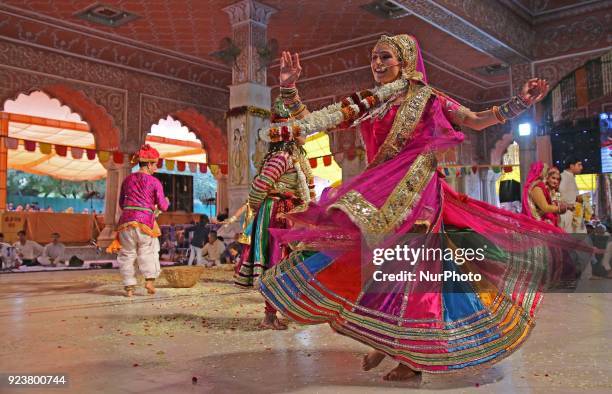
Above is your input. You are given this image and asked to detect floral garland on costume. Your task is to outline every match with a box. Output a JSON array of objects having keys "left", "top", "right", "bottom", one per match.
[
  {"left": 292, "top": 150, "right": 314, "bottom": 204},
  {"left": 260, "top": 78, "right": 409, "bottom": 142}
]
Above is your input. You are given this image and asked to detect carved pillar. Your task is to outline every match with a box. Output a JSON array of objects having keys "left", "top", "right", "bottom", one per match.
[
  {"left": 518, "top": 132, "right": 537, "bottom": 186},
  {"left": 97, "top": 159, "right": 132, "bottom": 247},
  {"left": 214, "top": 172, "right": 228, "bottom": 218},
  {"left": 0, "top": 113, "right": 8, "bottom": 211},
  {"left": 223, "top": 0, "right": 276, "bottom": 214}
]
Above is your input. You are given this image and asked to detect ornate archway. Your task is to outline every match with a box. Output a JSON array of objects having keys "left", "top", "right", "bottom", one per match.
[
  {"left": 2, "top": 84, "right": 120, "bottom": 151},
  {"left": 1, "top": 87, "right": 121, "bottom": 214},
  {"left": 41, "top": 85, "right": 120, "bottom": 151},
  {"left": 138, "top": 107, "right": 229, "bottom": 215},
  {"left": 173, "top": 108, "right": 228, "bottom": 165}
]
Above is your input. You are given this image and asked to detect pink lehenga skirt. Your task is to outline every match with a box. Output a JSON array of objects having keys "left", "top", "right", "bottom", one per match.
[{"left": 260, "top": 142, "right": 588, "bottom": 373}]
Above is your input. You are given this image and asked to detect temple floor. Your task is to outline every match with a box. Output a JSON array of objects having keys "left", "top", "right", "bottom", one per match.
[{"left": 0, "top": 268, "right": 610, "bottom": 394}]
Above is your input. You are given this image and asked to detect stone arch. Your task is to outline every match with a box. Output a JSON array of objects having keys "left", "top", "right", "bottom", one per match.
[
  {"left": 172, "top": 108, "right": 228, "bottom": 165},
  {"left": 139, "top": 96, "right": 227, "bottom": 164},
  {"left": 1, "top": 84, "right": 120, "bottom": 151},
  {"left": 537, "top": 50, "right": 611, "bottom": 96}
]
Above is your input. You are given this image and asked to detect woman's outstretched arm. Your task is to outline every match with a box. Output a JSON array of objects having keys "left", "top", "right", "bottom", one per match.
[{"left": 458, "top": 78, "right": 550, "bottom": 131}]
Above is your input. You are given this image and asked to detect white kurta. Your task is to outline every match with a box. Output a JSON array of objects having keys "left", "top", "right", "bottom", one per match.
[
  {"left": 202, "top": 239, "right": 226, "bottom": 266},
  {"left": 559, "top": 170, "right": 585, "bottom": 233},
  {"left": 13, "top": 240, "right": 43, "bottom": 261},
  {"left": 38, "top": 242, "right": 66, "bottom": 266}
]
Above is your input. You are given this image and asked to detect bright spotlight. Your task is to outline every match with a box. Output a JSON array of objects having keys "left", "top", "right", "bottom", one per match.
[{"left": 518, "top": 123, "right": 531, "bottom": 136}]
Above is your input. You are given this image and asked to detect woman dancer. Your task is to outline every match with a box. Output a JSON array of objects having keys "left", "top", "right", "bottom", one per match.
[
  {"left": 259, "top": 34, "right": 591, "bottom": 380},
  {"left": 523, "top": 162, "right": 571, "bottom": 227},
  {"left": 235, "top": 99, "right": 315, "bottom": 329}
]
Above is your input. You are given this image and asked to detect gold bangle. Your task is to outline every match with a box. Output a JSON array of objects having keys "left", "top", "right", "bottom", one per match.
[
  {"left": 492, "top": 106, "right": 506, "bottom": 124},
  {"left": 291, "top": 104, "right": 306, "bottom": 118}
]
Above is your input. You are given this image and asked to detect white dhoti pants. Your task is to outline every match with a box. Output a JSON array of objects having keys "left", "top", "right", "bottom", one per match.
[
  {"left": 187, "top": 245, "right": 203, "bottom": 266},
  {"left": 117, "top": 227, "right": 161, "bottom": 286}
]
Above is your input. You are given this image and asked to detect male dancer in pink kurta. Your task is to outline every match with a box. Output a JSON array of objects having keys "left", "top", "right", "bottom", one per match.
[{"left": 116, "top": 144, "right": 169, "bottom": 297}]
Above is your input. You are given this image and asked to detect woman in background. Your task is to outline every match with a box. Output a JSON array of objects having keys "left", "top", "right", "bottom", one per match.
[{"left": 523, "top": 162, "right": 572, "bottom": 227}]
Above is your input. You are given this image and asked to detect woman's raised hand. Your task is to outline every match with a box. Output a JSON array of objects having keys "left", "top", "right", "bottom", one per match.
[
  {"left": 520, "top": 78, "right": 549, "bottom": 105},
  {"left": 279, "top": 51, "right": 302, "bottom": 87}
]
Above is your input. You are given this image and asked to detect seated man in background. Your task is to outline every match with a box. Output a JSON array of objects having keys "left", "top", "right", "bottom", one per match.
[
  {"left": 201, "top": 231, "right": 225, "bottom": 267},
  {"left": 38, "top": 232, "right": 66, "bottom": 267},
  {"left": 0, "top": 233, "right": 14, "bottom": 269},
  {"left": 13, "top": 230, "right": 43, "bottom": 267}
]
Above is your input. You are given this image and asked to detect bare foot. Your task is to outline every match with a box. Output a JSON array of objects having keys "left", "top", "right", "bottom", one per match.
[
  {"left": 383, "top": 363, "right": 420, "bottom": 381},
  {"left": 272, "top": 317, "right": 288, "bottom": 330},
  {"left": 259, "top": 315, "right": 288, "bottom": 330},
  {"left": 144, "top": 280, "right": 156, "bottom": 295},
  {"left": 362, "top": 350, "right": 386, "bottom": 371}
]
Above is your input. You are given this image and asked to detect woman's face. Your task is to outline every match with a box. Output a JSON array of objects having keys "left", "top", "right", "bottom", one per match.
[
  {"left": 547, "top": 171, "right": 560, "bottom": 190},
  {"left": 371, "top": 43, "right": 402, "bottom": 85}
]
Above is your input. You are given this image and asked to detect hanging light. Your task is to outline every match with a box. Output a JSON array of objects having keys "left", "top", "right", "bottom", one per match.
[{"left": 518, "top": 123, "right": 531, "bottom": 136}]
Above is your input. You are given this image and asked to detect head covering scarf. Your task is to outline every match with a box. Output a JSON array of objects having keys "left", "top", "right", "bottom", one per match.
[
  {"left": 522, "top": 161, "right": 548, "bottom": 217},
  {"left": 375, "top": 34, "right": 426, "bottom": 83}
]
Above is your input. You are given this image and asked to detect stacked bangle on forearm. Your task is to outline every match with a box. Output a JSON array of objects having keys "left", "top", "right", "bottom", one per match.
[
  {"left": 280, "top": 85, "right": 305, "bottom": 117},
  {"left": 497, "top": 95, "right": 531, "bottom": 122},
  {"left": 292, "top": 104, "right": 308, "bottom": 117},
  {"left": 492, "top": 106, "right": 506, "bottom": 124},
  {"left": 280, "top": 85, "right": 297, "bottom": 98}
]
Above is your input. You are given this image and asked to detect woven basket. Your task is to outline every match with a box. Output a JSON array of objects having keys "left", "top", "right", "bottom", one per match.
[{"left": 162, "top": 266, "right": 205, "bottom": 288}]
